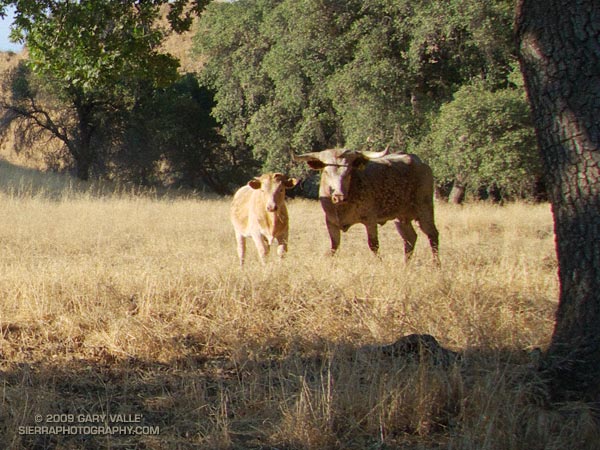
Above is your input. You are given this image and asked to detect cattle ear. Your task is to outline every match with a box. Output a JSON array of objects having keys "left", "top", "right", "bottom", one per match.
[
  {"left": 306, "top": 159, "right": 326, "bottom": 170},
  {"left": 284, "top": 177, "right": 299, "bottom": 189},
  {"left": 248, "top": 178, "right": 262, "bottom": 189},
  {"left": 352, "top": 156, "right": 369, "bottom": 170}
]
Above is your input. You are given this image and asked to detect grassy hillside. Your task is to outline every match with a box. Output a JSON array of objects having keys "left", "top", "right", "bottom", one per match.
[
  {"left": 0, "top": 4, "right": 201, "bottom": 176},
  {"left": 0, "top": 166, "right": 596, "bottom": 449}
]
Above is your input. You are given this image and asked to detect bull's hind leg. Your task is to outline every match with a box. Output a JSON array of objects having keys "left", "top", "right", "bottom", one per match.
[
  {"left": 417, "top": 207, "right": 440, "bottom": 265},
  {"left": 418, "top": 218, "right": 440, "bottom": 265},
  {"left": 394, "top": 219, "right": 417, "bottom": 262},
  {"left": 365, "top": 223, "right": 379, "bottom": 254}
]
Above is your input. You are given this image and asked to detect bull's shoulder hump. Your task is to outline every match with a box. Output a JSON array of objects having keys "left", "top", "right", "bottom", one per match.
[
  {"left": 362, "top": 154, "right": 417, "bottom": 175},
  {"left": 363, "top": 154, "right": 423, "bottom": 170},
  {"left": 383, "top": 153, "right": 422, "bottom": 165}
]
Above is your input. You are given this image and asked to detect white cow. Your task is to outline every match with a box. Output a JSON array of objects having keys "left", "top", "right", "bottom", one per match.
[{"left": 230, "top": 173, "right": 298, "bottom": 266}]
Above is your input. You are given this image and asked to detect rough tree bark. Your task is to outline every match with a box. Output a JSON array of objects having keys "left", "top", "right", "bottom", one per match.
[
  {"left": 516, "top": 0, "right": 600, "bottom": 402},
  {"left": 448, "top": 180, "right": 466, "bottom": 204}
]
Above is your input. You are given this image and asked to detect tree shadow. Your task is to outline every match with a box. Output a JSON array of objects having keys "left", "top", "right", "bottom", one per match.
[{"left": 0, "top": 332, "right": 561, "bottom": 450}]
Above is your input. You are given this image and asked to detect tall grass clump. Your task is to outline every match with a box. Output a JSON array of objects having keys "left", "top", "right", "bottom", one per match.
[{"left": 0, "top": 167, "right": 595, "bottom": 449}]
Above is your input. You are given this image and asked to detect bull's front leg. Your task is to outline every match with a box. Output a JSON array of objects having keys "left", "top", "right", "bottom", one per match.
[
  {"left": 326, "top": 219, "right": 341, "bottom": 256},
  {"left": 365, "top": 223, "right": 379, "bottom": 254}
]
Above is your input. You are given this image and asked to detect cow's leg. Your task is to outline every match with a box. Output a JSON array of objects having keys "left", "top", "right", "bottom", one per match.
[
  {"left": 326, "top": 219, "right": 341, "bottom": 256},
  {"left": 418, "top": 218, "right": 440, "bottom": 265},
  {"left": 276, "top": 229, "right": 288, "bottom": 259},
  {"left": 394, "top": 219, "right": 417, "bottom": 262},
  {"left": 251, "top": 233, "right": 269, "bottom": 265},
  {"left": 235, "top": 231, "right": 246, "bottom": 267},
  {"left": 365, "top": 223, "right": 379, "bottom": 254}
]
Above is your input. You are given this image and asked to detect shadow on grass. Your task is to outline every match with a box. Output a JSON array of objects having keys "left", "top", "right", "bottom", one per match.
[{"left": 3, "top": 332, "right": 595, "bottom": 450}]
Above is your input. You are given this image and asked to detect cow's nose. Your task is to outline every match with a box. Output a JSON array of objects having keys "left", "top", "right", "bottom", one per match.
[
  {"left": 331, "top": 194, "right": 345, "bottom": 204},
  {"left": 266, "top": 203, "right": 278, "bottom": 212}
]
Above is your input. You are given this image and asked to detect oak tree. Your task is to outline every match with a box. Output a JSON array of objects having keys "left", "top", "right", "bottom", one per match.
[
  {"left": 516, "top": 0, "right": 600, "bottom": 402},
  {"left": 421, "top": 79, "right": 539, "bottom": 202},
  {"left": 0, "top": 0, "right": 208, "bottom": 180},
  {"left": 195, "top": 0, "right": 515, "bottom": 173}
]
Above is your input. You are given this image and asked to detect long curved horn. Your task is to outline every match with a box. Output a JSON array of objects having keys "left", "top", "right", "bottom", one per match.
[
  {"left": 291, "top": 151, "right": 323, "bottom": 162},
  {"left": 360, "top": 146, "right": 389, "bottom": 159}
]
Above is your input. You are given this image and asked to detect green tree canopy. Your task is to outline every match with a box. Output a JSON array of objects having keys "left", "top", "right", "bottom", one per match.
[
  {"left": 420, "top": 78, "right": 540, "bottom": 201},
  {"left": 120, "top": 74, "right": 257, "bottom": 193},
  {"left": 194, "top": 0, "right": 516, "bottom": 174},
  {"left": 0, "top": 0, "right": 208, "bottom": 180}
]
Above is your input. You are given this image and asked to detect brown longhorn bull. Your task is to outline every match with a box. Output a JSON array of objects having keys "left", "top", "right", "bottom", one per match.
[{"left": 294, "top": 148, "right": 439, "bottom": 263}]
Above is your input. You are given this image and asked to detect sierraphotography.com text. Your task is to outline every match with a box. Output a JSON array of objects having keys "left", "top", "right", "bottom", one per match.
[{"left": 18, "top": 412, "right": 159, "bottom": 436}]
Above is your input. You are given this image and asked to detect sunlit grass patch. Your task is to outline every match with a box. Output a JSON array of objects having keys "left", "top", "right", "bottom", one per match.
[{"left": 0, "top": 171, "right": 582, "bottom": 449}]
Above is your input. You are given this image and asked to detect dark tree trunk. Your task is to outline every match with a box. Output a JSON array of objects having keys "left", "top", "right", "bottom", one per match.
[
  {"left": 516, "top": 0, "right": 600, "bottom": 402},
  {"left": 74, "top": 153, "right": 92, "bottom": 181},
  {"left": 72, "top": 97, "right": 97, "bottom": 181},
  {"left": 448, "top": 181, "right": 466, "bottom": 204}
]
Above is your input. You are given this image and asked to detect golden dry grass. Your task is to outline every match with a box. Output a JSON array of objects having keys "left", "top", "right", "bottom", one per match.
[{"left": 0, "top": 168, "right": 597, "bottom": 449}]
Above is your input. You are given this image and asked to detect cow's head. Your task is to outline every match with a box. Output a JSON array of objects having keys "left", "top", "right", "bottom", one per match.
[
  {"left": 248, "top": 172, "right": 298, "bottom": 212},
  {"left": 293, "top": 148, "right": 388, "bottom": 204}
]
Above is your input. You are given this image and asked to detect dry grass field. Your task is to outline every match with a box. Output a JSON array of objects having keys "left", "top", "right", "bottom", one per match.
[{"left": 0, "top": 164, "right": 597, "bottom": 450}]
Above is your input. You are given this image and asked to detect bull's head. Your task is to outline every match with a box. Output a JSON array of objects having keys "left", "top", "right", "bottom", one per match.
[
  {"left": 248, "top": 173, "right": 298, "bottom": 212},
  {"left": 293, "top": 148, "right": 388, "bottom": 204}
]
